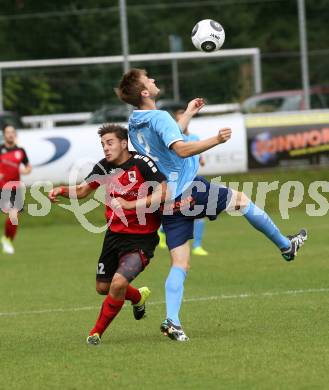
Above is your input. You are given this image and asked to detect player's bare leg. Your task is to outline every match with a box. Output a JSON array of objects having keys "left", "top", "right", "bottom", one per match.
[
  {"left": 2, "top": 209, "right": 18, "bottom": 254},
  {"left": 95, "top": 281, "right": 110, "bottom": 295}
]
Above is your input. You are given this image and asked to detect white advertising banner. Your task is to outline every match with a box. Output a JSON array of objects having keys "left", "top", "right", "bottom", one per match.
[
  {"left": 187, "top": 113, "right": 247, "bottom": 175},
  {"left": 17, "top": 113, "right": 247, "bottom": 186},
  {"left": 18, "top": 126, "right": 103, "bottom": 186}
]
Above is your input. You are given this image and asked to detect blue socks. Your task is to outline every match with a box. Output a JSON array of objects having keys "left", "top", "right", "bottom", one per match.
[
  {"left": 193, "top": 219, "right": 205, "bottom": 248},
  {"left": 243, "top": 202, "right": 290, "bottom": 250},
  {"left": 164, "top": 203, "right": 289, "bottom": 327},
  {"left": 165, "top": 266, "right": 186, "bottom": 326}
]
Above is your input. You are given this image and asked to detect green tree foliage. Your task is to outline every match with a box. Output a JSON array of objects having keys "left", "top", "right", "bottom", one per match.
[
  {"left": 4, "top": 74, "right": 63, "bottom": 114},
  {"left": 0, "top": 0, "right": 328, "bottom": 115}
]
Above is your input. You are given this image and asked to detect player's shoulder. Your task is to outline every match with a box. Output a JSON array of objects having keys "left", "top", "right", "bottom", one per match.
[
  {"left": 128, "top": 110, "right": 155, "bottom": 131},
  {"left": 132, "top": 153, "right": 153, "bottom": 164},
  {"left": 150, "top": 110, "right": 178, "bottom": 133},
  {"left": 16, "top": 146, "right": 27, "bottom": 153},
  {"left": 96, "top": 157, "right": 107, "bottom": 166},
  {"left": 153, "top": 110, "right": 173, "bottom": 120},
  {"left": 93, "top": 158, "right": 108, "bottom": 173},
  {"left": 132, "top": 153, "right": 158, "bottom": 170},
  {"left": 135, "top": 109, "right": 167, "bottom": 123},
  {"left": 130, "top": 109, "right": 172, "bottom": 127}
]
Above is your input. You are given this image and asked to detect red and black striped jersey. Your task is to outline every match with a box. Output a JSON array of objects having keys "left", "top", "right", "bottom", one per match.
[
  {"left": 85, "top": 152, "right": 166, "bottom": 234},
  {"left": 0, "top": 144, "right": 29, "bottom": 189}
]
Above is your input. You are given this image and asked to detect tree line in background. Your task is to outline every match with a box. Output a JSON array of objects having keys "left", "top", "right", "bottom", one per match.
[{"left": 0, "top": 0, "right": 328, "bottom": 115}]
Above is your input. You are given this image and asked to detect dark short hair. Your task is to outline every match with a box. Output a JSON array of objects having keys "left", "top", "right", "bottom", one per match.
[
  {"left": 2, "top": 124, "right": 16, "bottom": 134},
  {"left": 116, "top": 68, "right": 147, "bottom": 107},
  {"left": 98, "top": 123, "right": 128, "bottom": 141}
]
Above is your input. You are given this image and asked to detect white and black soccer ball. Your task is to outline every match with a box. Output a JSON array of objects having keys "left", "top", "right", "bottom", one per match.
[{"left": 191, "top": 19, "right": 225, "bottom": 52}]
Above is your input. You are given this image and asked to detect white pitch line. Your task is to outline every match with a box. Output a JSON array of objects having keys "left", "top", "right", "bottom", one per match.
[{"left": 0, "top": 287, "right": 329, "bottom": 318}]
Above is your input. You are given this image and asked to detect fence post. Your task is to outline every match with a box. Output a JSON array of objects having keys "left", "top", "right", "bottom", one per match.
[
  {"left": 253, "top": 50, "right": 262, "bottom": 94},
  {"left": 0, "top": 69, "right": 3, "bottom": 111}
]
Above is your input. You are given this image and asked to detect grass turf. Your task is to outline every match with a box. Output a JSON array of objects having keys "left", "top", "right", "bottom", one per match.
[{"left": 0, "top": 167, "right": 328, "bottom": 389}]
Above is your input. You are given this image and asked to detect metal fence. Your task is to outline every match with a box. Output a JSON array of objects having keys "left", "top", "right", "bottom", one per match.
[{"left": 0, "top": 48, "right": 262, "bottom": 112}]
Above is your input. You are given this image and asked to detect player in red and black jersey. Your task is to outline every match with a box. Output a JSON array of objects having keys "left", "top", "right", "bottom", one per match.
[
  {"left": 0, "top": 124, "right": 32, "bottom": 254},
  {"left": 49, "top": 124, "right": 167, "bottom": 345}
]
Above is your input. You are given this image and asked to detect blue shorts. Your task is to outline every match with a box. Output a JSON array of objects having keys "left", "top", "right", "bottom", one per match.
[{"left": 161, "top": 176, "right": 232, "bottom": 250}]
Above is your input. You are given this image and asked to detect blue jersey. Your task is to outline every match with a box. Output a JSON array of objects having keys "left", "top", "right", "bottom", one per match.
[{"left": 128, "top": 110, "right": 199, "bottom": 198}]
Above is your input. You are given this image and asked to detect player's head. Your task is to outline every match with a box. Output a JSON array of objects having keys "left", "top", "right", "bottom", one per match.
[
  {"left": 98, "top": 124, "right": 129, "bottom": 163},
  {"left": 2, "top": 124, "right": 17, "bottom": 145},
  {"left": 116, "top": 68, "right": 160, "bottom": 107}
]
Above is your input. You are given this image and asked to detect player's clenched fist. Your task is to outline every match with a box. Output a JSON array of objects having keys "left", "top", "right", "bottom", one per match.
[
  {"left": 186, "top": 98, "right": 205, "bottom": 115},
  {"left": 217, "top": 127, "right": 232, "bottom": 144},
  {"left": 110, "top": 197, "right": 133, "bottom": 210},
  {"left": 48, "top": 187, "right": 64, "bottom": 203}
]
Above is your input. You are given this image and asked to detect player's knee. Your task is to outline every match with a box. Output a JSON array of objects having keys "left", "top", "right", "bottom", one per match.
[
  {"left": 96, "top": 282, "right": 110, "bottom": 295},
  {"left": 235, "top": 192, "right": 250, "bottom": 209},
  {"left": 110, "top": 274, "right": 128, "bottom": 296},
  {"left": 171, "top": 261, "right": 189, "bottom": 272},
  {"left": 96, "top": 286, "right": 108, "bottom": 295},
  {"left": 228, "top": 190, "right": 250, "bottom": 211},
  {"left": 9, "top": 211, "right": 18, "bottom": 225}
]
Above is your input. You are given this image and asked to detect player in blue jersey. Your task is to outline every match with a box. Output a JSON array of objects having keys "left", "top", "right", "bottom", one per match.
[
  {"left": 116, "top": 68, "right": 308, "bottom": 342},
  {"left": 178, "top": 108, "right": 208, "bottom": 256},
  {"left": 158, "top": 108, "right": 209, "bottom": 256}
]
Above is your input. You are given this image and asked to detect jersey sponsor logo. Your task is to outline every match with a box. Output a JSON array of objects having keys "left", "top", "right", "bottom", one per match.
[
  {"left": 15, "top": 151, "right": 22, "bottom": 160},
  {"left": 128, "top": 170, "right": 137, "bottom": 183}
]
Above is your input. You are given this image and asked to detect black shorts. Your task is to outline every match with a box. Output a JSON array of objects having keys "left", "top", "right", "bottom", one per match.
[
  {"left": 96, "top": 230, "right": 159, "bottom": 283},
  {"left": 0, "top": 188, "right": 24, "bottom": 212}
]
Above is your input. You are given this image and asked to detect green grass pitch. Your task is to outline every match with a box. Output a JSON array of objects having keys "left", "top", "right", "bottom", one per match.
[{"left": 0, "top": 169, "right": 329, "bottom": 389}]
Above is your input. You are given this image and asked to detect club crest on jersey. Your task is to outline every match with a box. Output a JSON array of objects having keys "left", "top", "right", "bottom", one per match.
[
  {"left": 128, "top": 171, "right": 137, "bottom": 183},
  {"left": 15, "top": 151, "right": 22, "bottom": 160}
]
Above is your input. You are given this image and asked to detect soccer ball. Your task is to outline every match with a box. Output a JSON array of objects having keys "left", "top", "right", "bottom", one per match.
[{"left": 191, "top": 19, "right": 225, "bottom": 52}]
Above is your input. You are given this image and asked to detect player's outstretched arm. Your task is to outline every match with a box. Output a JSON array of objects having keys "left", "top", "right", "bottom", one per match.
[
  {"left": 111, "top": 181, "right": 168, "bottom": 211},
  {"left": 48, "top": 183, "right": 94, "bottom": 203},
  {"left": 177, "top": 98, "right": 204, "bottom": 131},
  {"left": 171, "top": 127, "right": 232, "bottom": 158},
  {"left": 20, "top": 163, "right": 32, "bottom": 175}
]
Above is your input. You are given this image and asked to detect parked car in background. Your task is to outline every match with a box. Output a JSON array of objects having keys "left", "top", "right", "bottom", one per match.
[
  {"left": 156, "top": 100, "right": 187, "bottom": 115},
  {"left": 241, "top": 86, "right": 329, "bottom": 114},
  {"left": 85, "top": 100, "right": 188, "bottom": 125},
  {"left": 0, "top": 111, "right": 24, "bottom": 129},
  {"left": 85, "top": 105, "right": 129, "bottom": 124}
]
